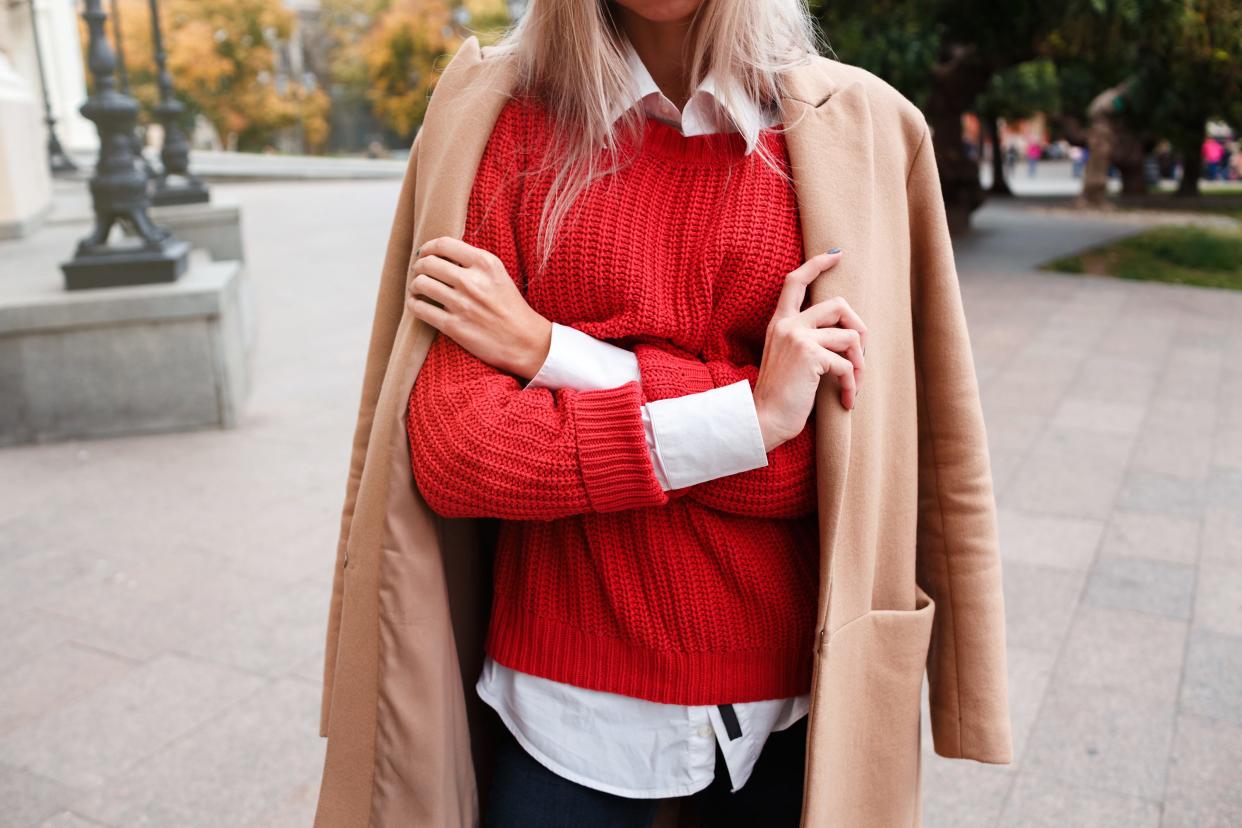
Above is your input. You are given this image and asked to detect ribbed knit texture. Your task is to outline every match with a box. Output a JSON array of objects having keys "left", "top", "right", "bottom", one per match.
[{"left": 407, "top": 96, "right": 819, "bottom": 705}]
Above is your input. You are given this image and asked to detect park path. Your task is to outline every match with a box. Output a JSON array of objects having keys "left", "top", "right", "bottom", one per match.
[{"left": 0, "top": 185, "right": 1239, "bottom": 826}]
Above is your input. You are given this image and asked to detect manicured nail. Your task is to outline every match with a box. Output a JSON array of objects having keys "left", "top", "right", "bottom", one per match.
[
  {"left": 827, "top": 247, "right": 842, "bottom": 254},
  {"left": 415, "top": 246, "right": 421, "bottom": 255}
]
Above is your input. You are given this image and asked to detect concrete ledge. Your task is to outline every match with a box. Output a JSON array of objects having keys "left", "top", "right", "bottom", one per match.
[{"left": 0, "top": 254, "right": 253, "bottom": 446}]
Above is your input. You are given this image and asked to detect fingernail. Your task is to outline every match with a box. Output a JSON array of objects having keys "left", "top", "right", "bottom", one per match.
[
  {"left": 415, "top": 246, "right": 421, "bottom": 255},
  {"left": 827, "top": 247, "right": 842, "bottom": 254}
]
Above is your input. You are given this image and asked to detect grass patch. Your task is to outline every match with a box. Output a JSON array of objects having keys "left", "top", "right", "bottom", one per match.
[{"left": 1042, "top": 224, "right": 1242, "bottom": 290}]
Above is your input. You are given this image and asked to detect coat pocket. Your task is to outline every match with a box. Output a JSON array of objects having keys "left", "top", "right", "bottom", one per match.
[{"left": 802, "top": 584, "right": 935, "bottom": 826}]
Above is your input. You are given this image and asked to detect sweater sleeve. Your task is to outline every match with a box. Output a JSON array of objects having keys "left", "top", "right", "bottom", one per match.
[
  {"left": 405, "top": 100, "right": 668, "bottom": 521},
  {"left": 407, "top": 335, "right": 669, "bottom": 520},
  {"left": 634, "top": 344, "right": 817, "bottom": 518}
]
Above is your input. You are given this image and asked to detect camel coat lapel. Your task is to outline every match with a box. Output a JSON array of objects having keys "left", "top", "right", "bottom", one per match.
[{"left": 314, "top": 35, "right": 1013, "bottom": 828}]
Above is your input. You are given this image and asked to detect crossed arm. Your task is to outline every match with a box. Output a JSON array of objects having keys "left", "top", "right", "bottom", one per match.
[{"left": 405, "top": 314, "right": 817, "bottom": 520}]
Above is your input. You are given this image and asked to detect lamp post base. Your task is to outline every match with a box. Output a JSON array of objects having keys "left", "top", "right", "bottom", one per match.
[
  {"left": 151, "top": 177, "right": 210, "bottom": 206},
  {"left": 61, "top": 238, "right": 191, "bottom": 290}
]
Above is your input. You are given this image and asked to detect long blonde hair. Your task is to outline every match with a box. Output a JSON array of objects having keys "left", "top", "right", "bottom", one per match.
[{"left": 479, "top": 0, "right": 824, "bottom": 273}]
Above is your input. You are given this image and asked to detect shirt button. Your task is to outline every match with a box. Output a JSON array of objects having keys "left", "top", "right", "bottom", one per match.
[{"left": 697, "top": 724, "right": 713, "bottom": 738}]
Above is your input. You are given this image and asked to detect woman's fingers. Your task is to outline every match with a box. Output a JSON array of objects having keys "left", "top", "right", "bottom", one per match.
[
  {"left": 417, "top": 236, "right": 488, "bottom": 269},
  {"left": 773, "top": 249, "right": 844, "bottom": 319},
  {"left": 809, "top": 327, "right": 864, "bottom": 379},
  {"left": 410, "top": 273, "right": 457, "bottom": 309},
  {"left": 411, "top": 253, "right": 466, "bottom": 288},
  {"left": 798, "top": 296, "right": 867, "bottom": 347},
  {"left": 407, "top": 295, "right": 451, "bottom": 331},
  {"left": 819, "top": 349, "right": 858, "bottom": 410}
]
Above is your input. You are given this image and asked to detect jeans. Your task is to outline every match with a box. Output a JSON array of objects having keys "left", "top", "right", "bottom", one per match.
[{"left": 482, "top": 714, "right": 808, "bottom": 828}]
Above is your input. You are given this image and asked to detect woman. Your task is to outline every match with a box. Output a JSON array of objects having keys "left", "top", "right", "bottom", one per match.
[{"left": 314, "top": 1, "right": 1013, "bottom": 826}]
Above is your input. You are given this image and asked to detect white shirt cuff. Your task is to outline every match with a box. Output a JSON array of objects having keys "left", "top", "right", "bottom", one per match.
[
  {"left": 642, "top": 380, "right": 769, "bottom": 490},
  {"left": 524, "top": 322, "right": 640, "bottom": 391}
]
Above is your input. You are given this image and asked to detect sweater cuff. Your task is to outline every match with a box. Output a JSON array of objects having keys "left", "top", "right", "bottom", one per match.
[
  {"left": 634, "top": 344, "right": 715, "bottom": 402},
  {"left": 569, "top": 382, "right": 668, "bottom": 512}
]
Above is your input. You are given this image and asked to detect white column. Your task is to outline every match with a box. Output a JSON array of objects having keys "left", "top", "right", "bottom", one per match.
[
  {"left": 0, "top": 2, "right": 52, "bottom": 238},
  {"left": 9, "top": 0, "right": 95, "bottom": 154}
]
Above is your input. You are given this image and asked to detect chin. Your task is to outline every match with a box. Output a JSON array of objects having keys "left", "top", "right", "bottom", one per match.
[{"left": 612, "top": 0, "right": 703, "bottom": 24}]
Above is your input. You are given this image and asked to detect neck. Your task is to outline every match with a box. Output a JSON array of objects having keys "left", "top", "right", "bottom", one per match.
[{"left": 614, "top": 7, "right": 695, "bottom": 110}]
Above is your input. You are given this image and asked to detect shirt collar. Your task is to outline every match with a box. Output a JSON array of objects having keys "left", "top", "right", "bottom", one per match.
[{"left": 611, "top": 37, "right": 776, "bottom": 156}]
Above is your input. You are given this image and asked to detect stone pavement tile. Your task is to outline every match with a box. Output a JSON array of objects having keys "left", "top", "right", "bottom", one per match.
[
  {"left": 70, "top": 678, "right": 324, "bottom": 828},
  {"left": 36, "top": 813, "right": 112, "bottom": 828},
  {"left": 0, "top": 762, "right": 79, "bottom": 828},
  {"left": 1083, "top": 557, "right": 1196, "bottom": 621},
  {"left": 177, "top": 578, "right": 328, "bottom": 678},
  {"left": 1098, "top": 510, "right": 1200, "bottom": 566},
  {"left": 1179, "top": 628, "right": 1242, "bottom": 726},
  {"left": 1161, "top": 799, "right": 1242, "bottom": 828},
  {"left": 1116, "top": 472, "right": 1206, "bottom": 520},
  {"left": 1097, "top": 314, "right": 1177, "bottom": 363},
  {"left": 1005, "top": 427, "right": 1134, "bottom": 519},
  {"left": 0, "top": 608, "right": 98, "bottom": 677},
  {"left": 1070, "top": 353, "right": 1160, "bottom": 407},
  {"left": 1220, "top": 368, "right": 1242, "bottom": 422},
  {"left": 28, "top": 551, "right": 236, "bottom": 662},
  {"left": 920, "top": 757, "right": 1013, "bottom": 828},
  {"left": 200, "top": 498, "right": 342, "bottom": 586},
  {"left": 0, "top": 546, "right": 103, "bottom": 616},
  {"left": 1002, "top": 645, "right": 1057, "bottom": 763},
  {"left": 0, "top": 654, "right": 266, "bottom": 789},
  {"left": 1130, "top": 399, "right": 1216, "bottom": 481},
  {"left": 1054, "top": 606, "right": 1186, "bottom": 704},
  {"left": 997, "top": 769, "right": 1160, "bottom": 828},
  {"left": 1201, "top": 506, "right": 1242, "bottom": 564},
  {"left": 1193, "top": 561, "right": 1242, "bottom": 636},
  {"left": 1022, "top": 680, "right": 1176, "bottom": 800},
  {"left": 980, "top": 351, "right": 1081, "bottom": 419},
  {"left": 0, "top": 643, "right": 132, "bottom": 738},
  {"left": 1157, "top": 347, "right": 1223, "bottom": 405},
  {"left": 1206, "top": 466, "right": 1242, "bottom": 509},
  {"left": 1050, "top": 399, "right": 1147, "bottom": 436},
  {"left": 1161, "top": 714, "right": 1242, "bottom": 826},
  {"left": 997, "top": 508, "right": 1103, "bottom": 571},
  {"left": 1214, "top": 424, "right": 1242, "bottom": 471},
  {"left": 288, "top": 651, "right": 326, "bottom": 686},
  {"left": 1002, "top": 561, "right": 1086, "bottom": 654}
]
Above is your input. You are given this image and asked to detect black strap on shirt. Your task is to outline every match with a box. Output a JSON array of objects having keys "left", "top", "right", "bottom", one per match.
[{"left": 717, "top": 704, "right": 743, "bottom": 740}]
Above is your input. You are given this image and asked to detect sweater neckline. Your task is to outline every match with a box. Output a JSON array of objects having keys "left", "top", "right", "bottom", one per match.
[{"left": 617, "top": 115, "right": 785, "bottom": 165}]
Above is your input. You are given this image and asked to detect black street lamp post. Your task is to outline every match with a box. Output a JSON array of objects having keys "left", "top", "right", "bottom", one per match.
[
  {"left": 147, "top": 0, "right": 208, "bottom": 206},
  {"left": 61, "top": 0, "right": 188, "bottom": 291},
  {"left": 108, "top": 0, "right": 157, "bottom": 179},
  {"left": 26, "top": 0, "right": 76, "bottom": 173}
]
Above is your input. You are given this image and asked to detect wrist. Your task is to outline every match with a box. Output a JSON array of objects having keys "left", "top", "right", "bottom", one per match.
[
  {"left": 513, "top": 315, "right": 553, "bottom": 381},
  {"left": 753, "top": 396, "right": 787, "bottom": 453}
]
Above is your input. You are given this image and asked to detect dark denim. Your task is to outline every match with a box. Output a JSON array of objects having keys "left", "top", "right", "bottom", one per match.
[{"left": 482, "top": 715, "right": 808, "bottom": 828}]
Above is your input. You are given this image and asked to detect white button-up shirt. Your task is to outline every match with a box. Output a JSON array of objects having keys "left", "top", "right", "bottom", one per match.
[{"left": 476, "top": 36, "right": 810, "bottom": 800}]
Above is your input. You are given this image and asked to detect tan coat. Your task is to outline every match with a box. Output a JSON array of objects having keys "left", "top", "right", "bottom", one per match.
[{"left": 314, "top": 35, "right": 1013, "bottom": 828}]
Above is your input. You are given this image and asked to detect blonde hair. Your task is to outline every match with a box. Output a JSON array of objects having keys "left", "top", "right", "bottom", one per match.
[{"left": 478, "top": 0, "right": 823, "bottom": 273}]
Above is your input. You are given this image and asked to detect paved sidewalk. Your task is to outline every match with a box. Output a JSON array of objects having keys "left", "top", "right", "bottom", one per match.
[{"left": 1, "top": 185, "right": 1239, "bottom": 827}]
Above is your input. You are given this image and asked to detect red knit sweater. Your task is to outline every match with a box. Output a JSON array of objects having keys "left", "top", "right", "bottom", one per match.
[{"left": 407, "top": 96, "right": 819, "bottom": 705}]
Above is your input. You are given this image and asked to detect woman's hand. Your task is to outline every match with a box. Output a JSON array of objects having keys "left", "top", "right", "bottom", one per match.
[
  {"left": 406, "top": 236, "right": 552, "bottom": 381},
  {"left": 753, "top": 249, "right": 867, "bottom": 452}
]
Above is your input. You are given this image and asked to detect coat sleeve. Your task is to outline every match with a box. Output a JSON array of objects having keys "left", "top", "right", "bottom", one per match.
[
  {"left": 907, "top": 122, "right": 1014, "bottom": 764},
  {"left": 319, "top": 128, "right": 424, "bottom": 737}
]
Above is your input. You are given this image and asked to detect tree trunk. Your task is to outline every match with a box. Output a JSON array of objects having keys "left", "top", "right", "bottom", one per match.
[
  {"left": 1078, "top": 81, "right": 1129, "bottom": 208},
  {"left": 1115, "top": 129, "right": 1148, "bottom": 196},
  {"left": 925, "top": 45, "right": 992, "bottom": 235},
  {"left": 1176, "top": 130, "right": 1203, "bottom": 197},
  {"left": 988, "top": 116, "right": 1012, "bottom": 196}
]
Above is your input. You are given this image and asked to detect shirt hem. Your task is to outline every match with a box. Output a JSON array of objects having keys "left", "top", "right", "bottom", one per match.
[{"left": 476, "top": 679, "right": 719, "bottom": 800}]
